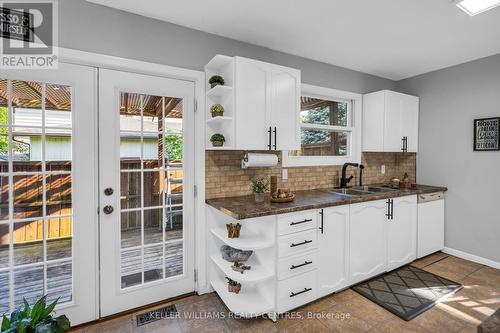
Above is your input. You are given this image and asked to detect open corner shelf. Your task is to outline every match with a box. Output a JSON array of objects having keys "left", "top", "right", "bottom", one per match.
[
  {"left": 205, "top": 55, "right": 234, "bottom": 72},
  {"left": 206, "top": 85, "right": 232, "bottom": 98},
  {"left": 210, "top": 255, "right": 274, "bottom": 283},
  {"left": 206, "top": 116, "right": 233, "bottom": 126},
  {"left": 210, "top": 278, "right": 273, "bottom": 317},
  {"left": 210, "top": 227, "right": 274, "bottom": 251}
]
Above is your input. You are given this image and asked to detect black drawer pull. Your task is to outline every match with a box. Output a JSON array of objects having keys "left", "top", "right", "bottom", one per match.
[
  {"left": 290, "top": 287, "right": 312, "bottom": 298},
  {"left": 290, "top": 261, "right": 313, "bottom": 270},
  {"left": 290, "top": 240, "right": 312, "bottom": 248},
  {"left": 290, "top": 218, "right": 313, "bottom": 226}
]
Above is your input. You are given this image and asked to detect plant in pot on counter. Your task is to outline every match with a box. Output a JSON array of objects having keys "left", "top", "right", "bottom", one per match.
[
  {"left": 210, "top": 103, "right": 224, "bottom": 118},
  {"left": 251, "top": 177, "right": 269, "bottom": 203},
  {"left": 208, "top": 75, "right": 224, "bottom": 88},
  {"left": 210, "top": 133, "right": 225, "bottom": 147}
]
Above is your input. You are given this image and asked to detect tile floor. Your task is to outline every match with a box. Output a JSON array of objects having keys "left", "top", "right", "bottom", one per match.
[{"left": 71, "top": 252, "right": 500, "bottom": 333}]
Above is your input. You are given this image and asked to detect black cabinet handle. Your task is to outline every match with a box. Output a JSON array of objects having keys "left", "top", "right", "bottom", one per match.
[
  {"left": 290, "top": 240, "right": 312, "bottom": 248},
  {"left": 273, "top": 126, "right": 277, "bottom": 150},
  {"left": 290, "top": 287, "right": 312, "bottom": 298},
  {"left": 319, "top": 209, "right": 324, "bottom": 234},
  {"left": 386, "top": 199, "right": 391, "bottom": 219},
  {"left": 290, "top": 218, "right": 312, "bottom": 226},
  {"left": 405, "top": 136, "right": 408, "bottom": 152},
  {"left": 290, "top": 261, "right": 313, "bottom": 270},
  {"left": 268, "top": 126, "right": 272, "bottom": 150},
  {"left": 401, "top": 137, "right": 405, "bottom": 151},
  {"left": 390, "top": 199, "right": 394, "bottom": 220}
]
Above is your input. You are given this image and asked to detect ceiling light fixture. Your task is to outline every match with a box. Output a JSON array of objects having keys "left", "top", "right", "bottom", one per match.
[{"left": 455, "top": 0, "right": 500, "bottom": 16}]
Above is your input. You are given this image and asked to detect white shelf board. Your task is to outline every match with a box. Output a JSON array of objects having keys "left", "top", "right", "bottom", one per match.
[
  {"left": 210, "top": 227, "right": 274, "bottom": 251},
  {"left": 206, "top": 116, "right": 233, "bottom": 125},
  {"left": 210, "top": 255, "right": 274, "bottom": 283},
  {"left": 205, "top": 146, "right": 234, "bottom": 150},
  {"left": 211, "top": 278, "right": 273, "bottom": 317},
  {"left": 206, "top": 85, "right": 232, "bottom": 98},
  {"left": 205, "top": 55, "right": 233, "bottom": 72}
]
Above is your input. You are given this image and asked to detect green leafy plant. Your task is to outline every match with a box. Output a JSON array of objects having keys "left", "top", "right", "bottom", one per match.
[
  {"left": 210, "top": 133, "right": 225, "bottom": 142},
  {"left": 1, "top": 296, "right": 70, "bottom": 333},
  {"left": 210, "top": 104, "right": 224, "bottom": 117},
  {"left": 208, "top": 75, "right": 224, "bottom": 87},
  {"left": 251, "top": 178, "right": 269, "bottom": 194},
  {"left": 165, "top": 131, "right": 183, "bottom": 161}
]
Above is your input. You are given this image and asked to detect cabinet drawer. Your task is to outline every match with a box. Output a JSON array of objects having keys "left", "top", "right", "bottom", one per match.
[
  {"left": 278, "top": 210, "right": 317, "bottom": 236},
  {"left": 277, "top": 270, "right": 317, "bottom": 313},
  {"left": 278, "top": 251, "right": 317, "bottom": 280},
  {"left": 278, "top": 229, "right": 317, "bottom": 258}
]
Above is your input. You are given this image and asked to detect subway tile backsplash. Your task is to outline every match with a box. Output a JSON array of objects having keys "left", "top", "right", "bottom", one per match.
[{"left": 205, "top": 151, "right": 416, "bottom": 199}]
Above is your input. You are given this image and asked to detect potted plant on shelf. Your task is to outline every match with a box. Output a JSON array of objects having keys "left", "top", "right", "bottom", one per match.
[
  {"left": 210, "top": 104, "right": 225, "bottom": 118},
  {"left": 251, "top": 178, "right": 269, "bottom": 203},
  {"left": 208, "top": 75, "right": 224, "bottom": 88},
  {"left": 210, "top": 133, "right": 225, "bottom": 147},
  {"left": 1, "top": 296, "right": 71, "bottom": 332},
  {"left": 225, "top": 277, "right": 242, "bottom": 294}
]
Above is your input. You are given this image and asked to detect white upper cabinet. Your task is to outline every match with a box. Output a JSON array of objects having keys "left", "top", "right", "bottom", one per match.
[
  {"left": 205, "top": 55, "right": 300, "bottom": 150},
  {"left": 362, "top": 90, "right": 419, "bottom": 153}
]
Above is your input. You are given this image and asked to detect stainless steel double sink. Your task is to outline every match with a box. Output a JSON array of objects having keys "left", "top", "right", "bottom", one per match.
[{"left": 327, "top": 186, "right": 398, "bottom": 197}]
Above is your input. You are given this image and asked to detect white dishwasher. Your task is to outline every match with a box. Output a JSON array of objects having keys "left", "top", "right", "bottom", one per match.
[{"left": 417, "top": 192, "right": 445, "bottom": 258}]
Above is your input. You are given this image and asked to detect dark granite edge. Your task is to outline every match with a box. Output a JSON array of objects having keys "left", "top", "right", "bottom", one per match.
[{"left": 206, "top": 184, "right": 448, "bottom": 220}]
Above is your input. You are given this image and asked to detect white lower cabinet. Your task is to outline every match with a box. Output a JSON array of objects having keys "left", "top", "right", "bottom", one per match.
[
  {"left": 349, "top": 199, "right": 388, "bottom": 285},
  {"left": 388, "top": 196, "right": 417, "bottom": 270},
  {"left": 277, "top": 270, "right": 317, "bottom": 313},
  {"left": 317, "top": 206, "right": 349, "bottom": 298}
]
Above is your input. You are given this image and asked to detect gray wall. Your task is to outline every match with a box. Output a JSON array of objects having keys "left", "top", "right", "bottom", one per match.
[
  {"left": 397, "top": 54, "right": 500, "bottom": 264},
  {"left": 58, "top": 0, "right": 394, "bottom": 94}
]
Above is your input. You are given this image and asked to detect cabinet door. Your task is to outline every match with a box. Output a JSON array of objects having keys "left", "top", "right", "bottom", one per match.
[
  {"left": 317, "top": 206, "right": 349, "bottom": 298},
  {"left": 387, "top": 196, "right": 417, "bottom": 271},
  {"left": 234, "top": 57, "right": 271, "bottom": 150},
  {"left": 349, "top": 200, "right": 388, "bottom": 285},
  {"left": 362, "top": 91, "right": 385, "bottom": 152},
  {"left": 383, "top": 91, "right": 404, "bottom": 152},
  {"left": 270, "top": 66, "right": 301, "bottom": 150},
  {"left": 401, "top": 94, "right": 419, "bottom": 152}
]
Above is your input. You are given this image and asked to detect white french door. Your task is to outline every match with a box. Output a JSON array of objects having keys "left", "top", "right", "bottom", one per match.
[
  {"left": 98, "top": 69, "right": 195, "bottom": 316},
  {"left": 0, "top": 63, "right": 98, "bottom": 325}
]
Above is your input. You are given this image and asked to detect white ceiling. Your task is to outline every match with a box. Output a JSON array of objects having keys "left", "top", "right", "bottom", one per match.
[{"left": 87, "top": 0, "right": 500, "bottom": 80}]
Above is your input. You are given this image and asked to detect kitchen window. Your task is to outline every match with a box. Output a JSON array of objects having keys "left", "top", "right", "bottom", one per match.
[{"left": 282, "top": 84, "right": 362, "bottom": 167}]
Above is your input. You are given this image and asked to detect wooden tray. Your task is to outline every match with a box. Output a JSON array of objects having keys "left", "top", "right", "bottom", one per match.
[{"left": 270, "top": 194, "right": 295, "bottom": 203}]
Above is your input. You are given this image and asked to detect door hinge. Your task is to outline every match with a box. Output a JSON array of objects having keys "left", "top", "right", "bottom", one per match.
[
  {"left": 194, "top": 185, "right": 198, "bottom": 197},
  {"left": 194, "top": 269, "right": 198, "bottom": 282},
  {"left": 194, "top": 99, "right": 198, "bottom": 113}
]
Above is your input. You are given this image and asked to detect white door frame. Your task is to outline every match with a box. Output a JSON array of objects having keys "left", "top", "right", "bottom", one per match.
[{"left": 56, "top": 49, "right": 208, "bottom": 314}]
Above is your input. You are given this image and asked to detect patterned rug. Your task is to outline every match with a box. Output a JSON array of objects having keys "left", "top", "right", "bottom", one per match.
[{"left": 352, "top": 265, "right": 463, "bottom": 320}]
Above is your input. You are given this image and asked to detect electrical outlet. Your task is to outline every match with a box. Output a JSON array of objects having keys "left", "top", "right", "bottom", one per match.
[
  {"left": 381, "top": 164, "right": 386, "bottom": 175},
  {"left": 282, "top": 168, "right": 288, "bottom": 180}
]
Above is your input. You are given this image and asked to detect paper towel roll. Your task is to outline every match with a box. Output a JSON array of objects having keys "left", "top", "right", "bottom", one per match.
[{"left": 241, "top": 153, "right": 278, "bottom": 168}]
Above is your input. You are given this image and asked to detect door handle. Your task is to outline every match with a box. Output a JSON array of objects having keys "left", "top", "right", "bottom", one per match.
[
  {"left": 319, "top": 209, "right": 324, "bottom": 234},
  {"left": 268, "top": 126, "right": 272, "bottom": 150},
  {"left": 290, "top": 287, "right": 312, "bottom": 298},
  {"left": 103, "top": 205, "right": 114, "bottom": 215},
  {"left": 273, "top": 126, "right": 277, "bottom": 150},
  {"left": 104, "top": 188, "right": 114, "bottom": 196},
  {"left": 290, "top": 240, "right": 312, "bottom": 248}
]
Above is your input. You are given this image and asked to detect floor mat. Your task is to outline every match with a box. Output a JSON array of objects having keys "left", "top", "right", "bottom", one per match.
[{"left": 352, "top": 265, "right": 463, "bottom": 321}]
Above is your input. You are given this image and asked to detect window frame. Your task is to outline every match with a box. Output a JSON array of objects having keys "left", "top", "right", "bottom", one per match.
[{"left": 282, "top": 84, "right": 362, "bottom": 167}]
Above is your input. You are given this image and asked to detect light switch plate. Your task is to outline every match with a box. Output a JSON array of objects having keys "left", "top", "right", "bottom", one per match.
[
  {"left": 381, "top": 164, "right": 386, "bottom": 174},
  {"left": 282, "top": 168, "right": 288, "bottom": 180}
]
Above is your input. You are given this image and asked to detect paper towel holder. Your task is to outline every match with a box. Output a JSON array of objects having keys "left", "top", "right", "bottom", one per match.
[{"left": 241, "top": 152, "right": 280, "bottom": 169}]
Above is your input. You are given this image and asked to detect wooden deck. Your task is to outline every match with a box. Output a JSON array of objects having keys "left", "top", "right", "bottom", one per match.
[{"left": 0, "top": 228, "right": 183, "bottom": 314}]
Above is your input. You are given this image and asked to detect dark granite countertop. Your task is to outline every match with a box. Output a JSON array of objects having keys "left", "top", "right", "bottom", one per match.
[{"left": 205, "top": 184, "right": 448, "bottom": 220}]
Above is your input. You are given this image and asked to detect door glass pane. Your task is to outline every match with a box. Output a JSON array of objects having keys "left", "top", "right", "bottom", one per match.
[
  {"left": 119, "top": 93, "right": 184, "bottom": 289},
  {"left": 0, "top": 79, "right": 73, "bottom": 313}
]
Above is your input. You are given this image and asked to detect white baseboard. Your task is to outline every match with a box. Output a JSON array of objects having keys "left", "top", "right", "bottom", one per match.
[{"left": 443, "top": 247, "right": 500, "bottom": 269}]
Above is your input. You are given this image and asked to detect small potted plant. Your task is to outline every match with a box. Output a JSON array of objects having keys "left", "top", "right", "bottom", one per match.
[
  {"left": 210, "top": 104, "right": 224, "bottom": 118},
  {"left": 251, "top": 178, "right": 269, "bottom": 203},
  {"left": 210, "top": 133, "right": 225, "bottom": 147},
  {"left": 208, "top": 75, "right": 224, "bottom": 88},
  {"left": 1, "top": 296, "right": 71, "bottom": 332},
  {"left": 226, "top": 277, "right": 242, "bottom": 294}
]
